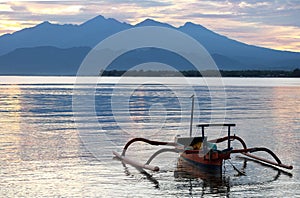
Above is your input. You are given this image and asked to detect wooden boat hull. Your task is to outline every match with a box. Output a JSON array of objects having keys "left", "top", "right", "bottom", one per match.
[{"left": 180, "top": 150, "right": 231, "bottom": 174}]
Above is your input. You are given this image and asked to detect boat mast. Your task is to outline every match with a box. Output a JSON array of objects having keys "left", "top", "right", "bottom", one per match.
[{"left": 189, "top": 95, "right": 195, "bottom": 137}]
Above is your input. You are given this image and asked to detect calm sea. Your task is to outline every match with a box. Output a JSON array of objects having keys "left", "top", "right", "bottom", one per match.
[{"left": 0, "top": 77, "right": 299, "bottom": 197}]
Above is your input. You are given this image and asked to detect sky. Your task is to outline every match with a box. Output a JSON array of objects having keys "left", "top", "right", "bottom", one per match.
[{"left": 0, "top": 0, "right": 299, "bottom": 52}]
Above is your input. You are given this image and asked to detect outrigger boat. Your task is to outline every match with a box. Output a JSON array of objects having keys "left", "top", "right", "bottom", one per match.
[{"left": 113, "top": 96, "right": 293, "bottom": 175}]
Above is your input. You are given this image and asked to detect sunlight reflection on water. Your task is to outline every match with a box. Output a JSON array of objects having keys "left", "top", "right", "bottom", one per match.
[{"left": 0, "top": 77, "right": 299, "bottom": 197}]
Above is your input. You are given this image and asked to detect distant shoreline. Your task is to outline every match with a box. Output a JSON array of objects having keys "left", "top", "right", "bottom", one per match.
[
  {"left": 100, "top": 69, "right": 300, "bottom": 77},
  {"left": 1, "top": 69, "right": 299, "bottom": 77}
]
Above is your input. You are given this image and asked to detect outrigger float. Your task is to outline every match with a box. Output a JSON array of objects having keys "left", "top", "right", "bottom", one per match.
[{"left": 113, "top": 96, "right": 293, "bottom": 175}]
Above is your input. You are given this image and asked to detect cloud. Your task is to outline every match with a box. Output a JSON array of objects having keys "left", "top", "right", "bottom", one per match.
[
  {"left": 177, "top": 0, "right": 300, "bottom": 27},
  {"left": 229, "top": 0, "right": 300, "bottom": 27},
  {"left": 10, "top": 4, "right": 27, "bottom": 11},
  {"left": 115, "top": 0, "right": 173, "bottom": 7},
  {"left": 183, "top": 13, "right": 241, "bottom": 19}
]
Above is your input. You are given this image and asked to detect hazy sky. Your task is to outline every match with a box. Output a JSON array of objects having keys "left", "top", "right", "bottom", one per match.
[{"left": 0, "top": 0, "right": 299, "bottom": 52}]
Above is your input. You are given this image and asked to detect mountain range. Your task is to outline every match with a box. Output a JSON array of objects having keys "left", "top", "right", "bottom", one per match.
[{"left": 0, "top": 15, "right": 300, "bottom": 75}]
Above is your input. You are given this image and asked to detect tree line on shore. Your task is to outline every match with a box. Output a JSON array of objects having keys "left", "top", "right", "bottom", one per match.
[{"left": 100, "top": 68, "right": 300, "bottom": 77}]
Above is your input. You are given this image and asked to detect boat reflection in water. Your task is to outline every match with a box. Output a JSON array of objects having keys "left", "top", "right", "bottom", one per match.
[
  {"left": 174, "top": 157, "right": 230, "bottom": 196},
  {"left": 174, "top": 155, "right": 293, "bottom": 196}
]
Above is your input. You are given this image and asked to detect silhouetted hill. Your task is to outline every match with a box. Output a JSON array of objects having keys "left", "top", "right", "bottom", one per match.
[
  {"left": 0, "top": 15, "right": 130, "bottom": 56},
  {"left": 0, "top": 46, "right": 90, "bottom": 75},
  {"left": 0, "top": 15, "right": 300, "bottom": 75}
]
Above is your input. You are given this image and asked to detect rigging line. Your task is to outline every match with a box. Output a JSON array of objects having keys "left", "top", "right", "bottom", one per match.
[{"left": 227, "top": 159, "right": 246, "bottom": 176}]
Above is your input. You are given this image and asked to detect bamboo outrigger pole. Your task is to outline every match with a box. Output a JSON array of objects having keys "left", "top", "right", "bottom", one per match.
[
  {"left": 242, "top": 153, "right": 293, "bottom": 170},
  {"left": 189, "top": 95, "right": 195, "bottom": 137},
  {"left": 113, "top": 151, "right": 160, "bottom": 171}
]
